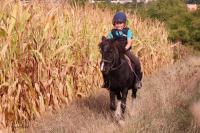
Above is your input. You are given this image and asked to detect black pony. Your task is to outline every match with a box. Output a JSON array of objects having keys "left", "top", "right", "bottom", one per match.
[{"left": 99, "top": 36, "right": 138, "bottom": 121}]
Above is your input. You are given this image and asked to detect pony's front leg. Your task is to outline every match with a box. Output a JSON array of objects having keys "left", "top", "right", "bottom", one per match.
[
  {"left": 109, "top": 91, "right": 116, "bottom": 111},
  {"left": 114, "top": 88, "right": 128, "bottom": 126},
  {"left": 121, "top": 88, "right": 128, "bottom": 117},
  {"left": 115, "top": 92, "right": 122, "bottom": 120}
]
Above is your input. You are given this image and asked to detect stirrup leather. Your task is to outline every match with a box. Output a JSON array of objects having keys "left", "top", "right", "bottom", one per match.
[{"left": 124, "top": 55, "right": 134, "bottom": 71}]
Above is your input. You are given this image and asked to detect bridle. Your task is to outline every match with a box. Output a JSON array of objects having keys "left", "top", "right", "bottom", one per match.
[
  {"left": 102, "top": 59, "right": 112, "bottom": 63},
  {"left": 101, "top": 47, "right": 124, "bottom": 72}
]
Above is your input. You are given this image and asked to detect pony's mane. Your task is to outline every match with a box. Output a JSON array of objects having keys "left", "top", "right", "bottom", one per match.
[
  {"left": 108, "top": 39, "right": 126, "bottom": 56},
  {"left": 99, "top": 36, "right": 126, "bottom": 56}
]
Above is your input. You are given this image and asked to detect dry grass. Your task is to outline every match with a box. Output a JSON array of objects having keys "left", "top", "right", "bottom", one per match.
[
  {"left": 120, "top": 56, "right": 200, "bottom": 133},
  {"left": 26, "top": 56, "right": 200, "bottom": 133},
  {"left": 190, "top": 84, "right": 200, "bottom": 127},
  {"left": 0, "top": 0, "right": 173, "bottom": 131},
  {"left": 191, "top": 101, "right": 200, "bottom": 126}
]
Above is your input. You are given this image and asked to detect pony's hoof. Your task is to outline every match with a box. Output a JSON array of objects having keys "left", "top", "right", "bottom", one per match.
[
  {"left": 129, "top": 107, "right": 136, "bottom": 116},
  {"left": 110, "top": 104, "right": 116, "bottom": 111},
  {"left": 115, "top": 112, "right": 121, "bottom": 120},
  {"left": 118, "top": 120, "right": 125, "bottom": 127},
  {"left": 130, "top": 110, "right": 135, "bottom": 117}
]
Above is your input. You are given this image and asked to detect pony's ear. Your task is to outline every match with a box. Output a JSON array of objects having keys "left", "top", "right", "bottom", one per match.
[{"left": 102, "top": 36, "right": 107, "bottom": 42}]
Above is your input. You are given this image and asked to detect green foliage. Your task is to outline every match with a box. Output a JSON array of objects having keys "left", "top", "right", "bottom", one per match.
[
  {"left": 88, "top": 0, "right": 200, "bottom": 50},
  {"left": 138, "top": 0, "right": 200, "bottom": 50},
  {"left": 186, "top": 0, "right": 200, "bottom": 4}
]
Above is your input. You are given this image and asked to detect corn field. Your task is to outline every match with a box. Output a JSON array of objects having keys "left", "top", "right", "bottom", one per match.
[{"left": 0, "top": 0, "right": 173, "bottom": 131}]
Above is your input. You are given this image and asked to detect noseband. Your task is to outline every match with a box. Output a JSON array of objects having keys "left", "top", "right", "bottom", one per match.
[{"left": 102, "top": 59, "right": 112, "bottom": 63}]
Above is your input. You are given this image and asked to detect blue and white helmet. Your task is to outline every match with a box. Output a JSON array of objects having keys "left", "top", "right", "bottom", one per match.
[{"left": 112, "top": 12, "right": 127, "bottom": 25}]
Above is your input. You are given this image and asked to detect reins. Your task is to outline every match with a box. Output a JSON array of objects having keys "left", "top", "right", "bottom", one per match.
[
  {"left": 106, "top": 47, "right": 125, "bottom": 72},
  {"left": 102, "top": 59, "right": 112, "bottom": 63},
  {"left": 110, "top": 56, "right": 124, "bottom": 71}
]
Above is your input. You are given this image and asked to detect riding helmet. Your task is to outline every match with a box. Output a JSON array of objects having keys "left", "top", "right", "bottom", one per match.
[{"left": 112, "top": 12, "right": 127, "bottom": 25}]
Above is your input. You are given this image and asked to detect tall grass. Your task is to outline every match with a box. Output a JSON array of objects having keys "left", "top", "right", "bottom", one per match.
[
  {"left": 0, "top": 0, "right": 173, "bottom": 131},
  {"left": 26, "top": 56, "right": 200, "bottom": 133}
]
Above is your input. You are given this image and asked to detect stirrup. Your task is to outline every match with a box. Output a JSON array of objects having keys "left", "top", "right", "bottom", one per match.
[{"left": 135, "top": 81, "right": 142, "bottom": 89}]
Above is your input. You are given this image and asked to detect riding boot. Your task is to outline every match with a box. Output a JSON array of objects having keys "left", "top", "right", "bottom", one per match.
[
  {"left": 101, "top": 73, "right": 110, "bottom": 89},
  {"left": 134, "top": 70, "right": 142, "bottom": 89}
]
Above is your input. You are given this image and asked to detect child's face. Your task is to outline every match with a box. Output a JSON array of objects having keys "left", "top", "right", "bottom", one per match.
[{"left": 114, "top": 22, "right": 125, "bottom": 30}]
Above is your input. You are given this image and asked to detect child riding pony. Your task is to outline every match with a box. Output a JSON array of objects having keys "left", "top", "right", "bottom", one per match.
[{"left": 101, "top": 11, "right": 142, "bottom": 90}]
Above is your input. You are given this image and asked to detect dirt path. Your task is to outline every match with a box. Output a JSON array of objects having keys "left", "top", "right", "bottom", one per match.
[{"left": 26, "top": 56, "right": 200, "bottom": 133}]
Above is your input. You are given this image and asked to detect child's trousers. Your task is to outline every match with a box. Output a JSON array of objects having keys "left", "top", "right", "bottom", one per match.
[{"left": 124, "top": 50, "right": 142, "bottom": 81}]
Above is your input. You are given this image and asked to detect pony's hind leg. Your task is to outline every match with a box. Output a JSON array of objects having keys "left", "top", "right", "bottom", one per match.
[
  {"left": 132, "top": 88, "right": 137, "bottom": 99},
  {"left": 109, "top": 91, "right": 116, "bottom": 111},
  {"left": 116, "top": 91, "right": 122, "bottom": 100},
  {"left": 130, "top": 89, "right": 137, "bottom": 116}
]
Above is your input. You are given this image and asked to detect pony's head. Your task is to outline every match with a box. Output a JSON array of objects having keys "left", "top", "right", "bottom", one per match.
[{"left": 99, "top": 36, "right": 122, "bottom": 74}]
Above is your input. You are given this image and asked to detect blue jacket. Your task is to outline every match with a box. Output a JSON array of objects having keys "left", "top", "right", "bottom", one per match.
[{"left": 107, "top": 28, "right": 133, "bottom": 48}]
